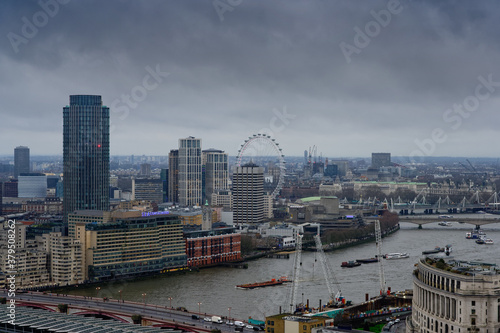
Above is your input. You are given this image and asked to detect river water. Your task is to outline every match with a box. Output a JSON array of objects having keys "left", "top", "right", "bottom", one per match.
[{"left": 66, "top": 220, "right": 500, "bottom": 322}]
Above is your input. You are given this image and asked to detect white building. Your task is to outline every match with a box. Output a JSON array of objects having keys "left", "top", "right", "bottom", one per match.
[
  {"left": 410, "top": 257, "right": 500, "bottom": 333},
  {"left": 178, "top": 137, "right": 202, "bottom": 206},
  {"left": 233, "top": 163, "right": 264, "bottom": 225}
]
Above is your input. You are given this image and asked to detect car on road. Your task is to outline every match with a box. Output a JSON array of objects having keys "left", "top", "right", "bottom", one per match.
[
  {"left": 204, "top": 317, "right": 212, "bottom": 322},
  {"left": 192, "top": 314, "right": 200, "bottom": 320},
  {"left": 246, "top": 324, "right": 254, "bottom": 329},
  {"left": 226, "top": 321, "right": 234, "bottom": 326}
]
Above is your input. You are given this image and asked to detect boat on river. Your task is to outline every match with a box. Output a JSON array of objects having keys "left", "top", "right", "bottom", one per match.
[
  {"left": 236, "top": 276, "right": 290, "bottom": 289},
  {"left": 385, "top": 253, "right": 409, "bottom": 260},
  {"left": 438, "top": 221, "right": 452, "bottom": 226},
  {"left": 484, "top": 238, "right": 494, "bottom": 245},
  {"left": 341, "top": 261, "right": 361, "bottom": 268},
  {"left": 356, "top": 258, "right": 378, "bottom": 263},
  {"left": 422, "top": 247, "right": 444, "bottom": 255}
]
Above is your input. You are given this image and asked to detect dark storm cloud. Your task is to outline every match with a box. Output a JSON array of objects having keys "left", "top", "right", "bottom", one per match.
[{"left": 0, "top": 0, "right": 499, "bottom": 158}]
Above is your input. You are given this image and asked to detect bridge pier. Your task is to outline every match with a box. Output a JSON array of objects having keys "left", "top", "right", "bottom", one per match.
[{"left": 418, "top": 224, "right": 422, "bottom": 229}]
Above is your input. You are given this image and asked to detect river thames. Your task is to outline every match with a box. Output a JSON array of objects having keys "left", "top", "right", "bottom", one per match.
[{"left": 65, "top": 220, "right": 500, "bottom": 321}]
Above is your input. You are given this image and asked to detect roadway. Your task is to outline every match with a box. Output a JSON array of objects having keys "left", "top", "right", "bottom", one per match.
[
  {"left": 398, "top": 213, "right": 500, "bottom": 226},
  {"left": 0, "top": 291, "right": 260, "bottom": 333}
]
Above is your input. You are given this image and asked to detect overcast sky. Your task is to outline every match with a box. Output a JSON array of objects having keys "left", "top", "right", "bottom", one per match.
[{"left": 0, "top": 1, "right": 499, "bottom": 159}]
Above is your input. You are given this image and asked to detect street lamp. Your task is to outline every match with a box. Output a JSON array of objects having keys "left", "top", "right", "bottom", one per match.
[
  {"left": 142, "top": 293, "right": 147, "bottom": 307},
  {"left": 119, "top": 290, "right": 122, "bottom": 303},
  {"left": 96, "top": 287, "right": 101, "bottom": 298},
  {"left": 168, "top": 297, "right": 173, "bottom": 309},
  {"left": 228, "top": 307, "right": 231, "bottom": 321},
  {"left": 197, "top": 302, "right": 202, "bottom": 315}
]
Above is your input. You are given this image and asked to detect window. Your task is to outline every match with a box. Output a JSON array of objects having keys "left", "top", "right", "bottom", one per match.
[{"left": 471, "top": 309, "right": 475, "bottom": 315}]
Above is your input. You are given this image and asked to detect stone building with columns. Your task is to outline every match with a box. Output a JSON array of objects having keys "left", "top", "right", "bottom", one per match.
[{"left": 410, "top": 257, "right": 500, "bottom": 333}]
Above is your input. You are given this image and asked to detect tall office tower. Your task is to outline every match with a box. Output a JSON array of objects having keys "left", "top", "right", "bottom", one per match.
[
  {"left": 168, "top": 149, "right": 179, "bottom": 203},
  {"left": 160, "top": 168, "right": 168, "bottom": 202},
  {"left": 0, "top": 182, "right": 3, "bottom": 215},
  {"left": 371, "top": 153, "right": 391, "bottom": 169},
  {"left": 233, "top": 162, "right": 264, "bottom": 225},
  {"left": 202, "top": 149, "right": 229, "bottom": 204},
  {"left": 178, "top": 137, "right": 202, "bottom": 207},
  {"left": 63, "top": 95, "right": 110, "bottom": 221},
  {"left": 140, "top": 163, "right": 151, "bottom": 177},
  {"left": 14, "top": 146, "right": 30, "bottom": 178}
]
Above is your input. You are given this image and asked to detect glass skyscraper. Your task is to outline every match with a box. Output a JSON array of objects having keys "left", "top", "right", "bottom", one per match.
[
  {"left": 63, "top": 95, "right": 109, "bottom": 221},
  {"left": 14, "top": 146, "right": 30, "bottom": 178}
]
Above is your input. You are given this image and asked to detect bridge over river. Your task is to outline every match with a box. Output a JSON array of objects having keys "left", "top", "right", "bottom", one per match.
[
  {"left": 0, "top": 291, "right": 252, "bottom": 333},
  {"left": 398, "top": 213, "right": 500, "bottom": 227}
]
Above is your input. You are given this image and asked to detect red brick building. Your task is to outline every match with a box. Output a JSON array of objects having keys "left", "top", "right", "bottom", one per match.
[{"left": 185, "top": 228, "right": 241, "bottom": 267}]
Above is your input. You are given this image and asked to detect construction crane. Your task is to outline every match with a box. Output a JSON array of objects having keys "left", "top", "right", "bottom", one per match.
[
  {"left": 314, "top": 230, "right": 343, "bottom": 306},
  {"left": 288, "top": 231, "right": 303, "bottom": 313},
  {"left": 375, "top": 220, "right": 387, "bottom": 296}
]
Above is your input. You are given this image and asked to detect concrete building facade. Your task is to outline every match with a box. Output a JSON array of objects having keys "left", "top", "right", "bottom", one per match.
[
  {"left": 168, "top": 149, "right": 179, "bottom": 203},
  {"left": 202, "top": 149, "right": 229, "bottom": 204},
  {"left": 411, "top": 257, "right": 500, "bottom": 333},
  {"left": 76, "top": 213, "right": 186, "bottom": 281},
  {"left": 178, "top": 137, "right": 202, "bottom": 206},
  {"left": 233, "top": 163, "right": 264, "bottom": 225},
  {"left": 14, "top": 146, "right": 30, "bottom": 179}
]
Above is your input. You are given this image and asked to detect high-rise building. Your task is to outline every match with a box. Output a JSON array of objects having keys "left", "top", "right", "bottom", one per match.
[
  {"left": 160, "top": 168, "right": 168, "bottom": 202},
  {"left": 14, "top": 146, "right": 30, "bottom": 178},
  {"left": 140, "top": 163, "right": 151, "bottom": 177},
  {"left": 371, "top": 153, "right": 391, "bottom": 169},
  {"left": 18, "top": 173, "right": 47, "bottom": 198},
  {"left": 202, "top": 149, "right": 229, "bottom": 204},
  {"left": 132, "top": 178, "right": 163, "bottom": 203},
  {"left": 233, "top": 163, "right": 264, "bottom": 225},
  {"left": 3, "top": 180, "right": 18, "bottom": 198},
  {"left": 178, "top": 137, "right": 202, "bottom": 207},
  {"left": 63, "top": 95, "right": 110, "bottom": 221},
  {"left": 168, "top": 149, "right": 179, "bottom": 203},
  {"left": 0, "top": 183, "right": 2, "bottom": 216}
]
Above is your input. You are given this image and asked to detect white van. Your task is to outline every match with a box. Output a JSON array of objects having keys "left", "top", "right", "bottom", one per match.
[{"left": 234, "top": 321, "right": 245, "bottom": 327}]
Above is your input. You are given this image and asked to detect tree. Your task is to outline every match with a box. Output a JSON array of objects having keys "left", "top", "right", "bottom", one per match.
[
  {"left": 132, "top": 314, "right": 142, "bottom": 324},
  {"left": 57, "top": 304, "right": 68, "bottom": 313},
  {"left": 389, "top": 188, "right": 417, "bottom": 202},
  {"left": 240, "top": 235, "right": 255, "bottom": 255},
  {"left": 361, "top": 185, "right": 385, "bottom": 200}
]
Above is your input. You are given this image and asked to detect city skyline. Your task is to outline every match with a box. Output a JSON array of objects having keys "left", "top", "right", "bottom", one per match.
[{"left": 1, "top": 1, "right": 500, "bottom": 158}]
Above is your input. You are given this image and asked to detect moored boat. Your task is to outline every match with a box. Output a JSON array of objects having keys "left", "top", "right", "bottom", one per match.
[
  {"left": 422, "top": 247, "right": 444, "bottom": 255},
  {"left": 466, "top": 232, "right": 480, "bottom": 239},
  {"left": 476, "top": 239, "right": 485, "bottom": 245},
  {"left": 385, "top": 253, "right": 409, "bottom": 260},
  {"left": 356, "top": 258, "right": 378, "bottom": 263},
  {"left": 444, "top": 244, "right": 452, "bottom": 256},
  {"left": 236, "top": 276, "right": 290, "bottom": 289},
  {"left": 484, "top": 238, "right": 494, "bottom": 245},
  {"left": 341, "top": 261, "right": 361, "bottom": 268}
]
